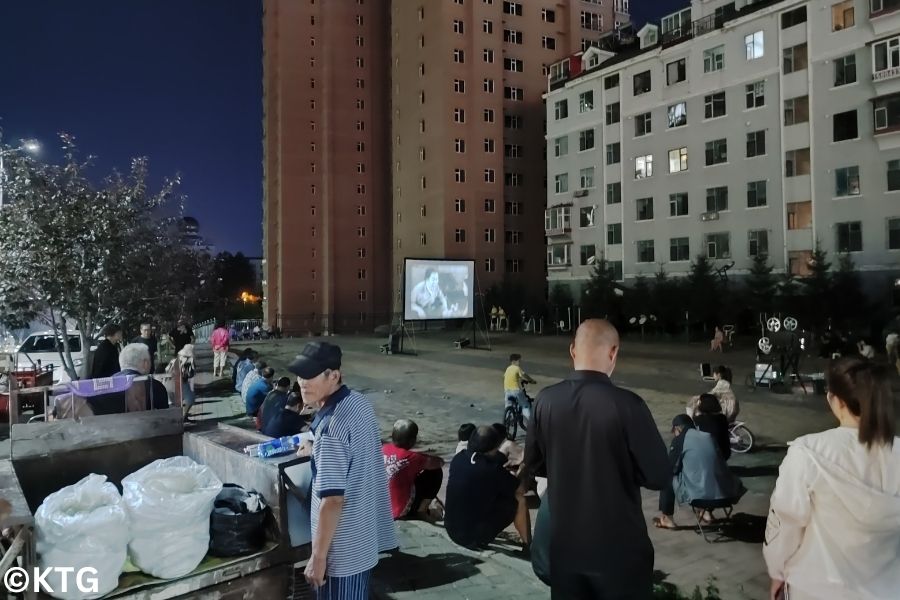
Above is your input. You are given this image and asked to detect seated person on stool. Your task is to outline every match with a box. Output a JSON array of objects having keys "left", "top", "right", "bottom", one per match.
[
  {"left": 383, "top": 419, "right": 445, "bottom": 521},
  {"left": 693, "top": 394, "right": 731, "bottom": 461},
  {"left": 445, "top": 425, "right": 531, "bottom": 550},
  {"left": 654, "top": 415, "right": 745, "bottom": 530}
]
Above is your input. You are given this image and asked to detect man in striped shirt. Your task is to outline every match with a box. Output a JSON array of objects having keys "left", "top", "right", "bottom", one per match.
[{"left": 290, "top": 342, "right": 397, "bottom": 599}]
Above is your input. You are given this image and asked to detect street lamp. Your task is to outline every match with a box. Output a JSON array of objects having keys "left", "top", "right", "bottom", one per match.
[{"left": 0, "top": 138, "right": 41, "bottom": 209}]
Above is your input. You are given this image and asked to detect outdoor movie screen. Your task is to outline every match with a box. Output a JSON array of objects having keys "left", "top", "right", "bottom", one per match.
[{"left": 403, "top": 258, "right": 475, "bottom": 321}]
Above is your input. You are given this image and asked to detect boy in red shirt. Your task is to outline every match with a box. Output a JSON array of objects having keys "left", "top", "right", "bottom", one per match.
[{"left": 382, "top": 419, "right": 444, "bottom": 520}]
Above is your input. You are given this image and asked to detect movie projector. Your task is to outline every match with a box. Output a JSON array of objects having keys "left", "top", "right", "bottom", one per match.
[{"left": 751, "top": 316, "right": 810, "bottom": 391}]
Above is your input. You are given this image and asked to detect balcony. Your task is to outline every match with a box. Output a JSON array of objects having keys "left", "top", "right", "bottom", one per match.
[
  {"left": 545, "top": 226, "right": 572, "bottom": 237},
  {"left": 873, "top": 93, "right": 900, "bottom": 150},
  {"left": 870, "top": 0, "right": 900, "bottom": 35}
]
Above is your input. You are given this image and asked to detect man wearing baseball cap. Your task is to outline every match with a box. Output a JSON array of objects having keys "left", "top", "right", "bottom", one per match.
[{"left": 289, "top": 342, "right": 397, "bottom": 598}]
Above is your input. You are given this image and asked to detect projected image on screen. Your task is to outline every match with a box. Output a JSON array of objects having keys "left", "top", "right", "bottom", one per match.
[{"left": 404, "top": 258, "right": 475, "bottom": 321}]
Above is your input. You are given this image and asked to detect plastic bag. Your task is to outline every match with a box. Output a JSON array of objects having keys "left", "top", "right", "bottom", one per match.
[
  {"left": 209, "top": 484, "right": 269, "bottom": 557},
  {"left": 35, "top": 474, "right": 129, "bottom": 599},
  {"left": 122, "top": 456, "right": 223, "bottom": 579}
]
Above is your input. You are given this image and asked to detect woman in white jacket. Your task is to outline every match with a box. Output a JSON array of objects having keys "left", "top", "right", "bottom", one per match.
[{"left": 763, "top": 356, "right": 899, "bottom": 600}]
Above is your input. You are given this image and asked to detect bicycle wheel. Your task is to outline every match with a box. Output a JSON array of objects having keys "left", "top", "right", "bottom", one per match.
[
  {"left": 730, "top": 425, "right": 754, "bottom": 454},
  {"left": 503, "top": 406, "right": 518, "bottom": 441}
]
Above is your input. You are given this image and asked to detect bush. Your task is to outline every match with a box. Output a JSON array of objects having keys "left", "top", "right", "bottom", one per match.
[{"left": 653, "top": 577, "right": 722, "bottom": 600}]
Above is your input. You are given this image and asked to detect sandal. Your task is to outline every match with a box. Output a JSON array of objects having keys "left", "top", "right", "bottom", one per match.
[{"left": 652, "top": 516, "right": 677, "bottom": 530}]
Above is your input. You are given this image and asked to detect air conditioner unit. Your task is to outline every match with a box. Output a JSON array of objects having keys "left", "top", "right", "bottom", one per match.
[
  {"left": 573, "top": 189, "right": 589, "bottom": 198},
  {"left": 700, "top": 211, "right": 720, "bottom": 222}
]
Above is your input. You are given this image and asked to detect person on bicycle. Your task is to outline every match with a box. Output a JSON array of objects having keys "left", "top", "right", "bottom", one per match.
[{"left": 504, "top": 353, "right": 536, "bottom": 422}]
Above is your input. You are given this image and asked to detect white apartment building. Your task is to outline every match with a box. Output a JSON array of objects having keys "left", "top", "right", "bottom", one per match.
[{"left": 544, "top": 0, "right": 900, "bottom": 300}]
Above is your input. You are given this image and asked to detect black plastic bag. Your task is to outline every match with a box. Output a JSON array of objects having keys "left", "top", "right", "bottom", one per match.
[{"left": 209, "top": 483, "right": 268, "bottom": 557}]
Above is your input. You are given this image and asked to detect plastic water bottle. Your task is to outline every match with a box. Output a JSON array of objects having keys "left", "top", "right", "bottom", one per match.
[{"left": 255, "top": 434, "right": 304, "bottom": 459}]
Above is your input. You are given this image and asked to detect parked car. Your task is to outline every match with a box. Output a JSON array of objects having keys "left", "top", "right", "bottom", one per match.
[{"left": 14, "top": 331, "right": 87, "bottom": 384}]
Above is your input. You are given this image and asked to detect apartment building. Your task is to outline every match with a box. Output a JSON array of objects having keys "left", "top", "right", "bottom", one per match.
[
  {"left": 391, "top": 0, "right": 628, "bottom": 310},
  {"left": 262, "top": 0, "right": 391, "bottom": 334},
  {"left": 545, "top": 0, "right": 900, "bottom": 300}
]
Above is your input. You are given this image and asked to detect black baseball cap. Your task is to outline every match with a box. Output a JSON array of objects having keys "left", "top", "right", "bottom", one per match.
[{"left": 287, "top": 342, "right": 342, "bottom": 379}]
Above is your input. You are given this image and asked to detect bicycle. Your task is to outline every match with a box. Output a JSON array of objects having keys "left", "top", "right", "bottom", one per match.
[
  {"left": 729, "top": 420, "right": 754, "bottom": 453},
  {"left": 503, "top": 383, "right": 534, "bottom": 442}
]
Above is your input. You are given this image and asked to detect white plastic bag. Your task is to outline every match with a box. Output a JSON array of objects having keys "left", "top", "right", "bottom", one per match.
[
  {"left": 122, "top": 456, "right": 223, "bottom": 579},
  {"left": 35, "top": 474, "right": 129, "bottom": 599}
]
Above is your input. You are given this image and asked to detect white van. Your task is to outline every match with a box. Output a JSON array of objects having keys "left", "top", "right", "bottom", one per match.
[{"left": 14, "top": 331, "right": 86, "bottom": 383}]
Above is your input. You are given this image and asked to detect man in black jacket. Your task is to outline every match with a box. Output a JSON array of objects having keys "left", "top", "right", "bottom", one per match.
[
  {"left": 90, "top": 324, "right": 123, "bottom": 379},
  {"left": 524, "top": 319, "right": 670, "bottom": 600}
]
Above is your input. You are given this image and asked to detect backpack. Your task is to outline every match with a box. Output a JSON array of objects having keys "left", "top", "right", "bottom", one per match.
[{"left": 181, "top": 359, "right": 196, "bottom": 381}]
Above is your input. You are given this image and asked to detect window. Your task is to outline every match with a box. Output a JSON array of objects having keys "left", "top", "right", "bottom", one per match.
[
  {"left": 554, "top": 136, "right": 568, "bottom": 157},
  {"left": 505, "top": 57, "right": 523, "bottom": 72},
  {"left": 545, "top": 206, "right": 571, "bottom": 231},
  {"left": 484, "top": 169, "right": 495, "bottom": 183},
  {"left": 874, "top": 95, "right": 900, "bottom": 130},
  {"left": 833, "top": 110, "right": 858, "bottom": 141},
  {"left": 873, "top": 37, "right": 900, "bottom": 77},
  {"left": 670, "top": 237, "right": 690, "bottom": 261},
  {"left": 574, "top": 206, "right": 594, "bottom": 229},
  {"left": 747, "top": 181, "right": 767, "bottom": 208},
  {"left": 356, "top": 120, "right": 365, "bottom": 131},
  {"left": 705, "top": 139, "right": 728, "bottom": 165},
  {"left": 505, "top": 230, "right": 522, "bottom": 244},
  {"left": 636, "top": 240, "right": 655, "bottom": 263},
  {"left": 454, "top": 228, "right": 466, "bottom": 244},
  {"left": 483, "top": 109, "right": 495, "bottom": 122},
  {"left": 504, "top": 29, "right": 523, "bottom": 44},
  {"left": 554, "top": 173, "right": 569, "bottom": 193},
  {"left": 781, "top": 5, "right": 807, "bottom": 28},
  {"left": 606, "top": 143, "right": 621, "bottom": 165},
  {"left": 485, "top": 198, "right": 496, "bottom": 212},
  {"left": 487, "top": 139, "right": 497, "bottom": 153},
  {"left": 503, "top": 1, "right": 523, "bottom": 16},
  {"left": 542, "top": 8, "right": 556, "bottom": 22},
  {"left": 357, "top": 183, "right": 366, "bottom": 194},
  {"left": 542, "top": 36, "right": 557, "bottom": 50},
  {"left": 608, "top": 260, "right": 623, "bottom": 281},
  {"left": 484, "top": 79, "right": 495, "bottom": 93},
  {"left": 357, "top": 291, "right": 367, "bottom": 302},
  {"left": 579, "top": 129, "right": 595, "bottom": 151},
  {"left": 745, "top": 31, "right": 764, "bottom": 60},
  {"left": 504, "top": 86, "right": 523, "bottom": 100},
  {"left": 669, "top": 147, "right": 688, "bottom": 173},
  {"left": 577, "top": 244, "right": 595, "bottom": 266},
  {"left": 579, "top": 91, "right": 594, "bottom": 112},
  {"left": 356, "top": 78, "right": 365, "bottom": 89},
  {"left": 705, "top": 233, "right": 731, "bottom": 259},
  {"left": 632, "top": 72, "right": 652, "bottom": 97},
  {"left": 667, "top": 58, "right": 686, "bottom": 85},
  {"left": 635, "top": 112, "right": 652, "bottom": 136},
  {"left": 635, "top": 155, "right": 653, "bottom": 179},
  {"left": 746, "top": 81, "right": 765, "bottom": 109},
  {"left": 783, "top": 44, "right": 808, "bottom": 73},
  {"left": 356, "top": 14, "right": 364, "bottom": 25},
  {"left": 453, "top": 49, "right": 465, "bottom": 63},
  {"left": 668, "top": 102, "right": 687, "bottom": 128},
  {"left": 554, "top": 100, "right": 568, "bottom": 120},
  {"left": 581, "top": 11, "right": 603, "bottom": 30},
  {"left": 703, "top": 45, "right": 725, "bottom": 72},
  {"left": 835, "top": 166, "right": 861, "bottom": 196},
  {"left": 357, "top": 226, "right": 367, "bottom": 237},
  {"left": 454, "top": 138, "right": 466, "bottom": 153},
  {"left": 453, "top": 108, "right": 465, "bottom": 122},
  {"left": 484, "top": 228, "right": 496, "bottom": 243},
  {"left": 505, "top": 172, "right": 523, "bottom": 186},
  {"left": 749, "top": 230, "right": 769, "bottom": 257},
  {"left": 889, "top": 159, "right": 900, "bottom": 191},
  {"left": 506, "top": 259, "right": 522, "bottom": 273},
  {"left": 834, "top": 54, "right": 856, "bottom": 86},
  {"left": 890, "top": 218, "right": 900, "bottom": 249},
  {"left": 454, "top": 168, "right": 466, "bottom": 182},
  {"left": 546, "top": 245, "right": 570, "bottom": 267},
  {"left": 483, "top": 19, "right": 493, "bottom": 33},
  {"left": 607, "top": 182, "right": 622, "bottom": 204},
  {"left": 483, "top": 48, "right": 495, "bottom": 63},
  {"left": 453, "top": 19, "right": 464, "bottom": 34},
  {"left": 604, "top": 74, "right": 619, "bottom": 89},
  {"left": 606, "top": 102, "right": 620, "bottom": 124},
  {"left": 669, "top": 193, "right": 688, "bottom": 216},
  {"left": 832, "top": 1, "right": 855, "bottom": 30},
  {"left": 636, "top": 198, "right": 654, "bottom": 221},
  {"left": 455, "top": 198, "right": 466, "bottom": 212},
  {"left": 357, "top": 247, "right": 367, "bottom": 258},
  {"left": 836, "top": 221, "right": 862, "bottom": 252},
  {"left": 420, "top": 233, "right": 427, "bottom": 245},
  {"left": 785, "top": 148, "right": 811, "bottom": 177},
  {"left": 784, "top": 96, "right": 810, "bottom": 125},
  {"left": 747, "top": 131, "right": 766, "bottom": 157},
  {"left": 704, "top": 92, "right": 726, "bottom": 119},
  {"left": 419, "top": 119, "right": 426, "bottom": 133},
  {"left": 580, "top": 167, "right": 595, "bottom": 189},
  {"left": 505, "top": 114, "right": 522, "bottom": 129},
  {"left": 504, "top": 200, "right": 520, "bottom": 214},
  {"left": 706, "top": 186, "right": 728, "bottom": 212},
  {"left": 355, "top": 35, "right": 364, "bottom": 46}
]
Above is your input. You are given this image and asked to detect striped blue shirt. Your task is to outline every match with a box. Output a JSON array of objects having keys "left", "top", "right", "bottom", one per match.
[{"left": 310, "top": 386, "right": 397, "bottom": 578}]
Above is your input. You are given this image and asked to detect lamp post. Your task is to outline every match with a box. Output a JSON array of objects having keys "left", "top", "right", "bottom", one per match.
[{"left": 0, "top": 139, "right": 41, "bottom": 209}]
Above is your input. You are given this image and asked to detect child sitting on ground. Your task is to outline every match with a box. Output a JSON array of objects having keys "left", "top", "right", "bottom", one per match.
[
  {"left": 455, "top": 423, "right": 476, "bottom": 455},
  {"left": 383, "top": 419, "right": 445, "bottom": 521}
]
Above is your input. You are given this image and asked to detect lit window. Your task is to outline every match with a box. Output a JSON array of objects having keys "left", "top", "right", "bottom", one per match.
[
  {"left": 634, "top": 155, "right": 653, "bottom": 179},
  {"left": 669, "top": 147, "right": 688, "bottom": 173},
  {"left": 703, "top": 45, "right": 725, "bottom": 72},
  {"left": 745, "top": 31, "right": 764, "bottom": 60}
]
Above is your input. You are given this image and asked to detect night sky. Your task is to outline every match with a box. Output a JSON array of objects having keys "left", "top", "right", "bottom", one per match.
[{"left": 0, "top": 0, "right": 683, "bottom": 256}]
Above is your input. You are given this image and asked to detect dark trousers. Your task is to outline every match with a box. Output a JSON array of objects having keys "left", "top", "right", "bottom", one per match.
[
  {"left": 552, "top": 571, "right": 652, "bottom": 600},
  {"left": 659, "top": 479, "right": 676, "bottom": 516},
  {"left": 410, "top": 468, "right": 443, "bottom": 513}
]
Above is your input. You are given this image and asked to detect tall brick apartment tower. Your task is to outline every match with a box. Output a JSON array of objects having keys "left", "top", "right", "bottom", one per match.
[
  {"left": 390, "top": 0, "right": 627, "bottom": 311},
  {"left": 262, "top": 0, "right": 391, "bottom": 334}
]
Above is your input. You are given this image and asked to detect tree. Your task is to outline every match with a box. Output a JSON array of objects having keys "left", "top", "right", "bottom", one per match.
[
  {"left": 0, "top": 134, "right": 208, "bottom": 379},
  {"left": 581, "top": 257, "right": 622, "bottom": 325},
  {"left": 651, "top": 268, "right": 687, "bottom": 335},
  {"left": 212, "top": 252, "right": 259, "bottom": 319},
  {"left": 800, "top": 243, "right": 832, "bottom": 330},
  {"left": 686, "top": 255, "right": 720, "bottom": 329},
  {"left": 830, "top": 254, "right": 866, "bottom": 328},
  {"left": 745, "top": 253, "right": 776, "bottom": 323}
]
